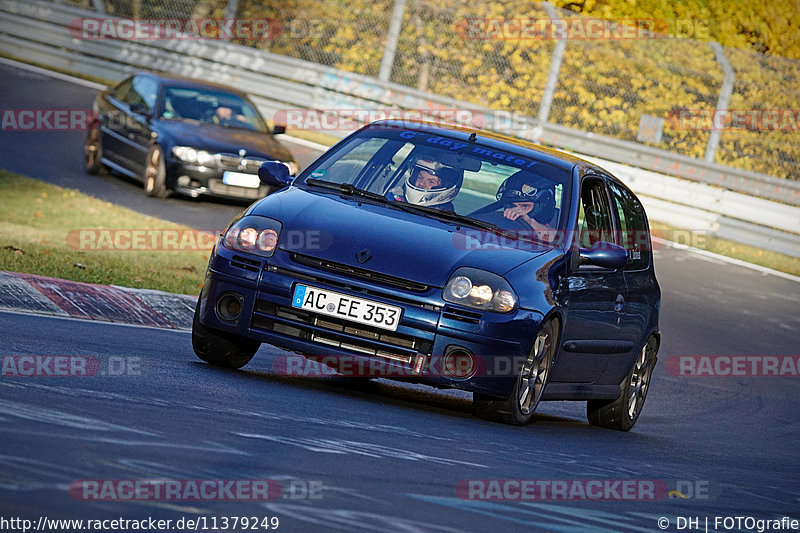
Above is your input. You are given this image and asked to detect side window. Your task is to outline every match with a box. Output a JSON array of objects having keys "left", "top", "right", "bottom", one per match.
[
  {"left": 128, "top": 76, "right": 158, "bottom": 111},
  {"left": 577, "top": 179, "right": 615, "bottom": 248},
  {"left": 315, "top": 137, "right": 390, "bottom": 184},
  {"left": 111, "top": 78, "right": 133, "bottom": 103},
  {"left": 608, "top": 181, "right": 650, "bottom": 270}
]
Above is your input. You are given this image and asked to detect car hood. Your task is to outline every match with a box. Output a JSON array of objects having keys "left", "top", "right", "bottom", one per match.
[
  {"left": 250, "top": 187, "right": 551, "bottom": 288},
  {"left": 154, "top": 120, "right": 294, "bottom": 161}
]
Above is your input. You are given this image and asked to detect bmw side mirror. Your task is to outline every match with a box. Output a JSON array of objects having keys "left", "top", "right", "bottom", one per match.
[
  {"left": 272, "top": 124, "right": 286, "bottom": 135},
  {"left": 579, "top": 241, "right": 628, "bottom": 270},
  {"left": 129, "top": 102, "right": 151, "bottom": 119},
  {"left": 258, "top": 161, "right": 292, "bottom": 189}
]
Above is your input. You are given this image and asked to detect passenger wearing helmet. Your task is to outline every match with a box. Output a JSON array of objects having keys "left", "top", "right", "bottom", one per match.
[
  {"left": 497, "top": 171, "right": 557, "bottom": 240},
  {"left": 388, "top": 158, "right": 463, "bottom": 211}
]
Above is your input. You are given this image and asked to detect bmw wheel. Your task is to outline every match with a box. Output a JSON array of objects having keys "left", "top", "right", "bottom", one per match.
[
  {"left": 474, "top": 319, "right": 557, "bottom": 425},
  {"left": 143, "top": 144, "right": 169, "bottom": 198},
  {"left": 587, "top": 335, "right": 658, "bottom": 431},
  {"left": 84, "top": 126, "right": 107, "bottom": 175}
]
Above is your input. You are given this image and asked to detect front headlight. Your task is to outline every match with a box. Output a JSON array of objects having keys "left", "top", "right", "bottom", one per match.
[
  {"left": 443, "top": 267, "right": 518, "bottom": 313},
  {"left": 220, "top": 215, "right": 281, "bottom": 258},
  {"left": 172, "top": 146, "right": 215, "bottom": 166}
]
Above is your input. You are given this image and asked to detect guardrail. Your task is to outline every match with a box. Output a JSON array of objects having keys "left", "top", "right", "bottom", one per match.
[{"left": 1, "top": 0, "right": 798, "bottom": 258}]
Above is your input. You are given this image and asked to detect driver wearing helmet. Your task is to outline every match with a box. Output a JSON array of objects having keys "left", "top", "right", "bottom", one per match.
[
  {"left": 497, "top": 171, "right": 557, "bottom": 241},
  {"left": 388, "top": 158, "right": 463, "bottom": 211}
]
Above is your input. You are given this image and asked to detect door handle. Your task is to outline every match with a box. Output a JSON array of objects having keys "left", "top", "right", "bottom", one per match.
[{"left": 614, "top": 294, "right": 624, "bottom": 312}]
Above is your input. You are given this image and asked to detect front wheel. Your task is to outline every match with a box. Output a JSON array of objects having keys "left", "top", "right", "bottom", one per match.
[
  {"left": 473, "top": 319, "right": 558, "bottom": 425},
  {"left": 587, "top": 335, "right": 658, "bottom": 431},
  {"left": 143, "top": 144, "right": 169, "bottom": 198},
  {"left": 84, "top": 126, "right": 107, "bottom": 175},
  {"left": 192, "top": 299, "right": 259, "bottom": 369}
]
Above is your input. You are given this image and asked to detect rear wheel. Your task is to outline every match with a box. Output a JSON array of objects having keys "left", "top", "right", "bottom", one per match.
[
  {"left": 192, "top": 299, "right": 259, "bottom": 369},
  {"left": 84, "top": 126, "right": 107, "bottom": 175},
  {"left": 473, "top": 319, "right": 558, "bottom": 425},
  {"left": 587, "top": 335, "right": 658, "bottom": 431},
  {"left": 143, "top": 144, "right": 169, "bottom": 198}
]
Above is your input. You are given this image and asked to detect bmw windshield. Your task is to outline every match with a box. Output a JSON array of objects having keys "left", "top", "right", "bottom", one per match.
[
  {"left": 160, "top": 86, "right": 268, "bottom": 133},
  {"left": 299, "top": 127, "right": 572, "bottom": 244}
]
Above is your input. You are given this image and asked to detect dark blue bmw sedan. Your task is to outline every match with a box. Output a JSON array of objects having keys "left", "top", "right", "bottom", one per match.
[
  {"left": 192, "top": 120, "right": 661, "bottom": 430},
  {"left": 85, "top": 72, "right": 298, "bottom": 201}
]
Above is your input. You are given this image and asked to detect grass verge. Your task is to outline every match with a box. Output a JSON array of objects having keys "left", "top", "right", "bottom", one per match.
[{"left": 0, "top": 170, "right": 212, "bottom": 295}]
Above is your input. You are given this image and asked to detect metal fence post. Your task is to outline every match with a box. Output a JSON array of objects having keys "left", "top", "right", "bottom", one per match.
[
  {"left": 224, "top": 0, "right": 239, "bottom": 20},
  {"left": 705, "top": 42, "right": 735, "bottom": 163},
  {"left": 378, "top": 0, "right": 407, "bottom": 83},
  {"left": 537, "top": 2, "right": 566, "bottom": 124}
]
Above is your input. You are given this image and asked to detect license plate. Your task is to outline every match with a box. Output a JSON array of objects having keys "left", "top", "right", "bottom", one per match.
[
  {"left": 222, "top": 171, "right": 260, "bottom": 189},
  {"left": 291, "top": 284, "right": 402, "bottom": 331}
]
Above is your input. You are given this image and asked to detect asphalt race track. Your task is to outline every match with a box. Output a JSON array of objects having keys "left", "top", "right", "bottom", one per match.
[{"left": 2, "top": 62, "right": 800, "bottom": 532}]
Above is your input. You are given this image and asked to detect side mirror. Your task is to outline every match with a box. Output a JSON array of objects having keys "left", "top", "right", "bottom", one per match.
[
  {"left": 129, "top": 102, "right": 151, "bottom": 118},
  {"left": 272, "top": 124, "right": 286, "bottom": 135},
  {"left": 579, "top": 241, "right": 628, "bottom": 270},
  {"left": 258, "top": 161, "right": 293, "bottom": 189}
]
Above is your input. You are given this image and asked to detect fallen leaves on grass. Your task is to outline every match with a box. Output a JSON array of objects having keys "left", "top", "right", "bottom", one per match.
[{"left": 2, "top": 245, "right": 24, "bottom": 256}]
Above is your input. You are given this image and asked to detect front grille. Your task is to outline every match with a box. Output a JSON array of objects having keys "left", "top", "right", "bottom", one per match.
[
  {"left": 217, "top": 154, "right": 267, "bottom": 172},
  {"left": 290, "top": 253, "right": 429, "bottom": 292},
  {"left": 252, "top": 300, "right": 431, "bottom": 361},
  {"left": 208, "top": 179, "right": 266, "bottom": 199},
  {"left": 265, "top": 264, "right": 440, "bottom": 312}
]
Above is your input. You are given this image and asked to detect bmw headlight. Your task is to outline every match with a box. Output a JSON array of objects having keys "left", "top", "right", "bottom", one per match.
[
  {"left": 172, "top": 146, "right": 215, "bottom": 166},
  {"left": 220, "top": 215, "right": 281, "bottom": 258},
  {"left": 443, "top": 267, "right": 517, "bottom": 313}
]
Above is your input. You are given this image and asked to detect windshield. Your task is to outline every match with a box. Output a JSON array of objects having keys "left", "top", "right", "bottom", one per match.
[
  {"left": 300, "top": 128, "right": 572, "bottom": 243},
  {"left": 159, "top": 86, "right": 268, "bottom": 133}
]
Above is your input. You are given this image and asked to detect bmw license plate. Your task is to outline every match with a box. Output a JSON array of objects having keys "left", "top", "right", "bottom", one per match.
[
  {"left": 222, "top": 171, "right": 260, "bottom": 189},
  {"left": 292, "top": 284, "right": 402, "bottom": 331}
]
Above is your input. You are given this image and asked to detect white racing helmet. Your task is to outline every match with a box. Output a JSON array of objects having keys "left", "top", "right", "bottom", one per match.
[{"left": 404, "top": 159, "right": 463, "bottom": 207}]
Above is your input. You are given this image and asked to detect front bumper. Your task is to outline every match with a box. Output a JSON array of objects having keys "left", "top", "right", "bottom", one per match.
[
  {"left": 165, "top": 160, "right": 273, "bottom": 200},
  {"left": 197, "top": 245, "right": 544, "bottom": 397}
]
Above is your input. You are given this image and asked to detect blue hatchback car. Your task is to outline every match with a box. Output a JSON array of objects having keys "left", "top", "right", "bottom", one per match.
[{"left": 193, "top": 120, "right": 661, "bottom": 430}]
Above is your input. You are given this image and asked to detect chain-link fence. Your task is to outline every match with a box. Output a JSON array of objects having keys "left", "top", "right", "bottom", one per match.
[{"left": 61, "top": 0, "right": 800, "bottom": 180}]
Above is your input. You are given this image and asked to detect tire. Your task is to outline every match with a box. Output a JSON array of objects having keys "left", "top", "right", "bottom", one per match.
[
  {"left": 192, "top": 298, "right": 259, "bottom": 369},
  {"left": 587, "top": 335, "right": 658, "bottom": 431},
  {"left": 84, "top": 126, "right": 107, "bottom": 175},
  {"left": 143, "top": 144, "right": 170, "bottom": 198},
  {"left": 473, "top": 319, "right": 558, "bottom": 425}
]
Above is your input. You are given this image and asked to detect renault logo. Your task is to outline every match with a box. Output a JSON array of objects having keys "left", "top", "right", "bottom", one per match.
[{"left": 356, "top": 249, "right": 372, "bottom": 264}]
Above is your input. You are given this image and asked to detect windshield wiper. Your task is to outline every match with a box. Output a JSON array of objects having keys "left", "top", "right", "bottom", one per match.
[
  {"left": 388, "top": 202, "right": 526, "bottom": 240},
  {"left": 306, "top": 178, "right": 390, "bottom": 204}
]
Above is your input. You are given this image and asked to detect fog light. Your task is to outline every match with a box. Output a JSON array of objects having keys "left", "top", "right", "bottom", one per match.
[
  {"left": 177, "top": 176, "right": 191, "bottom": 187},
  {"left": 216, "top": 293, "right": 243, "bottom": 322},
  {"left": 443, "top": 348, "right": 477, "bottom": 379}
]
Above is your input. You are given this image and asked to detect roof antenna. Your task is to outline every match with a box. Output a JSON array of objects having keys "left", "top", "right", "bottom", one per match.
[{"left": 468, "top": 132, "right": 477, "bottom": 142}]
